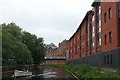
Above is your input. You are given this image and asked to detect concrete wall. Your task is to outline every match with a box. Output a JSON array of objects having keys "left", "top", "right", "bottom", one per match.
[{"left": 68, "top": 48, "right": 120, "bottom": 69}]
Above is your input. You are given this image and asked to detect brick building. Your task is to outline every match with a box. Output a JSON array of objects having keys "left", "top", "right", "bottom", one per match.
[
  {"left": 58, "top": 39, "right": 68, "bottom": 57},
  {"left": 45, "top": 43, "right": 57, "bottom": 57},
  {"left": 67, "top": 1, "right": 120, "bottom": 68},
  {"left": 45, "top": 40, "right": 68, "bottom": 64}
]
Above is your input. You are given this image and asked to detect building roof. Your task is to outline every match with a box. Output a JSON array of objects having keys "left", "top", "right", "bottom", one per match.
[
  {"left": 45, "top": 43, "right": 57, "bottom": 49},
  {"left": 68, "top": 10, "right": 93, "bottom": 41}
]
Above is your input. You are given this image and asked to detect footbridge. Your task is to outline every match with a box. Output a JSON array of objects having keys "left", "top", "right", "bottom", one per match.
[{"left": 44, "top": 56, "right": 66, "bottom": 64}]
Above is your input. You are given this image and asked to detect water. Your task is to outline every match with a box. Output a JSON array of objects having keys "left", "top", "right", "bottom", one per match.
[{"left": 2, "top": 66, "right": 76, "bottom": 80}]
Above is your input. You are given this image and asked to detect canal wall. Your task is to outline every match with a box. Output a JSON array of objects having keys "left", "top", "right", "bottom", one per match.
[
  {"left": 45, "top": 60, "right": 66, "bottom": 64},
  {"left": 2, "top": 66, "right": 15, "bottom": 72},
  {"left": 67, "top": 48, "right": 120, "bottom": 69}
]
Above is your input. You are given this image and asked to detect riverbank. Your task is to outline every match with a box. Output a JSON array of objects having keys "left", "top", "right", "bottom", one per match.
[
  {"left": 2, "top": 64, "right": 34, "bottom": 72},
  {"left": 2, "top": 66, "right": 15, "bottom": 72},
  {"left": 43, "top": 64, "right": 120, "bottom": 79}
]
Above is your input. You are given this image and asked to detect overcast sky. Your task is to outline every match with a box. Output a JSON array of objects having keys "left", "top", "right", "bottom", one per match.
[{"left": 0, "top": 0, "right": 94, "bottom": 46}]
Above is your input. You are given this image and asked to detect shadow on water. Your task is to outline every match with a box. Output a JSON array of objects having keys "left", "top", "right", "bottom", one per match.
[{"left": 2, "top": 65, "right": 76, "bottom": 80}]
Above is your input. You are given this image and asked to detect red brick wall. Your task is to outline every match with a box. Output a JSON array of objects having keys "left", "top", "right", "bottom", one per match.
[
  {"left": 68, "top": 12, "right": 92, "bottom": 60},
  {"left": 88, "top": 14, "right": 92, "bottom": 56},
  {"left": 67, "top": 2, "right": 119, "bottom": 60},
  {"left": 81, "top": 21, "right": 87, "bottom": 57},
  {"left": 100, "top": 2, "right": 119, "bottom": 52},
  {"left": 94, "top": 6, "right": 98, "bottom": 54},
  {"left": 69, "top": 37, "right": 73, "bottom": 60},
  {"left": 76, "top": 30, "right": 80, "bottom": 57}
]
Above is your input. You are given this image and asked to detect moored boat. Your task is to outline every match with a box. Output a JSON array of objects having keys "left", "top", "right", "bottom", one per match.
[
  {"left": 12, "top": 60, "right": 32, "bottom": 77},
  {"left": 13, "top": 70, "right": 32, "bottom": 77}
]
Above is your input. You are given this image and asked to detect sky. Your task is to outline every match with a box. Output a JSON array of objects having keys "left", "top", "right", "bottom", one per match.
[{"left": 0, "top": 0, "right": 94, "bottom": 46}]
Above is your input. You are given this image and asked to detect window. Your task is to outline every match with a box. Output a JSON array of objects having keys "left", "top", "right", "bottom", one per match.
[
  {"left": 109, "top": 32, "right": 112, "bottom": 43},
  {"left": 97, "top": 32, "right": 101, "bottom": 39},
  {"left": 110, "top": 55, "right": 113, "bottom": 64},
  {"left": 97, "top": 27, "right": 101, "bottom": 32},
  {"left": 92, "top": 26, "right": 94, "bottom": 33},
  {"left": 91, "top": 45, "right": 94, "bottom": 54},
  {"left": 107, "top": 55, "right": 109, "bottom": 64},
  {"left": 105, "top": 34, "right": 107, "bottom": 45},
  {"left": 104, "top": 13, "right": 106, "bottom": 23},
  {"left": 98, "top": 38, "right": 101, "bottom": 46},
  {"left": 92, "top": 38, "right": 94, "bottom": 42},
  {"left": 97, "top": 14, "right": 101, "bottom": 21},
  {"left": 104, "top": 55, "right": 112, "bottom": 65},
  {"left": 92, "top": 21, "right": 94, "bottom": 27},
  {"left": 109, "top": 8, "right": 112, "bottom": 19},
  {"left": 91, "top": 14, "right": 95, "bottom": 54},
  {"left": 92, "top": 15, "right": 94, "bottom": 21},
  {"left": 98, "top": 20, "right": 101, "bottom": 27},
  {"left": 99, "top": 6, "right": 101, "bottom": 14}
]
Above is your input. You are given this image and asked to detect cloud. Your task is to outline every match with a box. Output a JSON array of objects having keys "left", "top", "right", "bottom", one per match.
[{"left": 0, "top": 0, "right": 94, "bottom": 45}]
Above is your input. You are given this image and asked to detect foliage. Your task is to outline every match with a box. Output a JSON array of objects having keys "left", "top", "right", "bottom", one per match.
[
  {"left": 2, "top": 22, "right": 45, "bottom": 66},
  {"left": 22, "top": 31, "right": 45, "bottom": 64}
]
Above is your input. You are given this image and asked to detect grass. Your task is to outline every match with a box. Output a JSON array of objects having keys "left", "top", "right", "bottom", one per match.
[{"left": 43, "top": 64, "right": 120, "bottom": 79}]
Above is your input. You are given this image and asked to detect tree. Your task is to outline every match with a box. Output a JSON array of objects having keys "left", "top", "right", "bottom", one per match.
[
  {"left": 2, "top": 23, "right": 33, "bottom": 66},
  {"left": 2, "top": 23, "right": 45, "bottom": 66},
  {"left": 22, "top": 31, "right": 45, "bottom": 64}
]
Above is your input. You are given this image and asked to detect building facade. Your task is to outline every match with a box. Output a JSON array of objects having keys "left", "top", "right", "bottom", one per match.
[
  {"left": 67, "top": 1, "right": 120, "bottom": 69},
  {"left": 45, "top": 40, "right": 68, "bottom": 64}
]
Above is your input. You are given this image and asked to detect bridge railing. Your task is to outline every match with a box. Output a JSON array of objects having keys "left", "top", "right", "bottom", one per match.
[{"left": 44, "top": 56, "right": 66, "bottom": 60}]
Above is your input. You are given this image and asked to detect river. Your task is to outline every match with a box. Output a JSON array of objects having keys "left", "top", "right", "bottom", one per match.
[{"left": 2, "top": 66, "right": 76, "bottom": 80}]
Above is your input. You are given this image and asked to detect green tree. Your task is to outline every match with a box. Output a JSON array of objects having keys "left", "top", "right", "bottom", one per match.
[
  {"left": 2, "top": 23, "right": 22, "bottom": 40},
  {"left": 22, "top": 31, "right": 45, "bottom": 64},
  {"left": 2, "top": 22, "right": 45, "bottom": 66},
  {"left": 2, "top": 23, "right": 33, "bottom": 66}
]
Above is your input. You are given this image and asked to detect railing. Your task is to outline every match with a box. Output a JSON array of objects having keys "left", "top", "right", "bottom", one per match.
[{"left": 44, "top": 57, "right": 66, "bottom": 60}]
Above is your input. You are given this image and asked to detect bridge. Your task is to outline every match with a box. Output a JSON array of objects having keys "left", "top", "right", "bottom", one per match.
[
  {"left": 44, "top": 56, "right": 66, "bottom": 64},
  {"left": 44, "top": 57, "right": 66, "bottom": 60}
]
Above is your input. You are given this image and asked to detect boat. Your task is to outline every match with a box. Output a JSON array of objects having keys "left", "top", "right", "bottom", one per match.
[
  {"left": 13, "top": 69, "right": 32, "bottom": 77},
  {"left": 12, "top": 60, "right": 32, "bottom": 77}
]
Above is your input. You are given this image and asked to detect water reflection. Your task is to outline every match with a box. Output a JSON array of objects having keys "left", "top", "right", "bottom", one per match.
[{"left": 2, "top": 66, "right": 76, "bottom": 80}]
